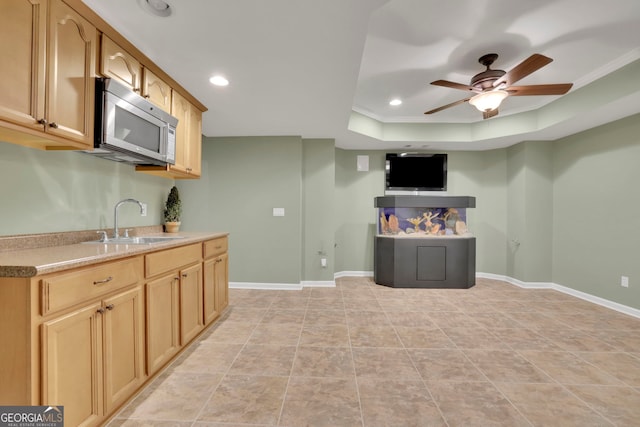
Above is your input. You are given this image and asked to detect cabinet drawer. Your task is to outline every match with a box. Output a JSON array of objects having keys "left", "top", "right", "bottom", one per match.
[
  {"left": 145, "top": 243, "right": 201, "bottom": 278},
  {"left": 41, "top": 257, "right": 142, "bottom": 316},
  {"left": 203, "top": 237, "right": 228, "bottom": 259}
]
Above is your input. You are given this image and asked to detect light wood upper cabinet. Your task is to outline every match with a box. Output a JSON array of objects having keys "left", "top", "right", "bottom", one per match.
[
  {"left": 100, "top": 34, "right": 142, "bottom": 93},
  {"left": 0, "top": 0, "right": 96, "bottom": 149},
  {"left": 168, "top": 90, "right": 202, "bottom": 177},
  {"left": 142, "top": 68, "right": 172, "bottom": 112},
  {"left": 137, "top": 90, "right": 202, "bottom": 179},
  {"left": 0, "top": 0, "right": 47, "bottom": 132}
]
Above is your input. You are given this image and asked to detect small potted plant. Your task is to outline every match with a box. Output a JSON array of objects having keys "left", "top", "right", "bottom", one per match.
[{"left": 163, "top": 186, "right": 182, "bottom": 233}]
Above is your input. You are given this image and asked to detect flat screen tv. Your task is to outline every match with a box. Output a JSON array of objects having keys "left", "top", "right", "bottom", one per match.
[{"left": 385, "top": 153, "right": 447, "bottom": 193}]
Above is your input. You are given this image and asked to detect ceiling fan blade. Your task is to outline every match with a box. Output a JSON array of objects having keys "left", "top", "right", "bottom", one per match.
[
  {"left": 493, "top": 54, "right": 553, "bottom": 88},
  {"left": 431, "top": 80, "right": 481, "bottom": 92},
  {"left": 424, "top": 97, "right": 471, "bottom": 115},
  {"left": 507, "top": 83, "right": 573, "bottom": 96},
  {"left": 483, "top": 109, "right": 499, "bottom": 119}
]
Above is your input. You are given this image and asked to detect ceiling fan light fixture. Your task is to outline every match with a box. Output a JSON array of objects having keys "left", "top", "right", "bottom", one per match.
[{"left": 469, "top": 90, "right": 508, "bottom": 112}]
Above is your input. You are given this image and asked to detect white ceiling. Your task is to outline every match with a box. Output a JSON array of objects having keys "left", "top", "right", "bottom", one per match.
[{"left": 82, "top": 0, "right": 640, "bottom": 151}]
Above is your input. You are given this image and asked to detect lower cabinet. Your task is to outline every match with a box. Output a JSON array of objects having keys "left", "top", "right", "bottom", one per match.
[
  {"left": 145, "top": 272, "right": 180, "bottom": 375},
  {"left": 41, "top": 286, "right": 144, "bottom": 427},
  {"left": 203, "top": 237, "right": 229, "bottom": 325},
  {"left": 0, "top": 235, "right": 229, "bottom": 427},
  {"left": 144, "top": 244, "right": 204, "bottom": 375}
]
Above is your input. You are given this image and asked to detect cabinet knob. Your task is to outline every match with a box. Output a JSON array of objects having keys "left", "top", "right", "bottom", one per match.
[
  {"left": 143, "top": 94, "right": 150, "bottom": 98},
  {"left": 97, "top": 307, "right": 105, "bottom": 314},
  {"left": 181, "top": 273, "right": 188, "bottom": 278},
  {"left": 48, "top": 122, "right": 59, "bottom": 129},
  {"left": 37, "top": 118, "right": 47, "bottom": 125},
  {"left": 133, "top": 87, "right": 140, "bottom": 92},
  {"left": 105, "top": 304, "right": 114, "bottom": 310}
]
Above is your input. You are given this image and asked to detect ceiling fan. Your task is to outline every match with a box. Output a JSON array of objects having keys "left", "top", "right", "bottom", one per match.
[{"left": 424, "top": 53, "right": 573, "bottom": 119}]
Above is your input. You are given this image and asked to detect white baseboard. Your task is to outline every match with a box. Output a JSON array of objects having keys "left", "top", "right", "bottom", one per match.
[
  {"left": 301, "top": 280, "right": 336, "bottom": 287},
  {"left": 229, "top": 282, "right": 302, "bottom": 290},
  {"left": 477, "top": 272, "right": 640, "bottom": 319},
  {"left": 231, "top": 272, "right": 640, "bottom": 319},
  {"left": 333, "top": 271, "right": 373, "bottom": 278}
]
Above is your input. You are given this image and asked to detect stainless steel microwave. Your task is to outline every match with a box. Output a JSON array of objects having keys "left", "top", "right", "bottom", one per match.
[{"left": 86, "top": 77, "right": 178, "bottom": 165}]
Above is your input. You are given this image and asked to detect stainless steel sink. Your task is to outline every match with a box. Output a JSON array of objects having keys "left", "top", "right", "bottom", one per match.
[{"left": 83, "top": 236, "right": 186, "bottom": 245}]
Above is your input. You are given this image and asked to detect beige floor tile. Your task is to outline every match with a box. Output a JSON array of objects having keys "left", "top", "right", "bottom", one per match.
[
  {"left": 490, "top": 327, "right": 563, "bottom": 351},
  {"left": 229, "top": 344, "right": 296, "bottom": 376},
  {"left": 118, "top": 372, "right": 223, "bottom": 421},
  {"left": 566, "top": 384, "right": 640, "bottom": 425},
  {"left": 259, "top": 309, "right": 305, "bottom": 324},
  {"left": 269, "top": 296, "right": 309, "bottom": 309},
  {"left": 352, "top": 347, "right": 419, "bottom": 378},
  {"left": 358, "top": 378, "right": 446, "bottom": 427},
  {"left": 298, "top": 323, "right": 350, "bottom": 347},
  {"left": 574, "top": 351, "right": 640, "bottom": 386},
  {"left": 394, "top": 326, "right": 456, "bottom": 349},
  {"left": 495, "top": 382, "right": 614, "bottom": 426},
  {"left": 466, "top": 312, "right": 522, "bottom": 328},
  {"left": 387, "top": 311, "right": 436, "bottom": 327},
  {"left": 587, "top": 330, "right": 640, "bottom": 352},
  {"left": 172, "top": 342, "right": 243, "bottom": 374},
  {"left": 197, "top": 375, "right": 288, "bottom": 425},
  {"left": 306, "top": 296, "right": 344, "bottom": 309},
  {"left": 204, "top": 321, "right": 256, "bottom": 344},
  {"left": 291, "top": 346, "right": 355, "bottom": 377},
  {"left": 247, "top": 322, "right": 302, "bottom": 346},
  {"left": 408, "top": 348, "right": 486, "bottom": 382},
  {"left": 440, "top": 326, "right": 509, "bottom": 349},
  {"left": 345, "top": 310, "right": 392, "bottom": 326},
  {"left": 111, "top": 279, "right": 640, "bottom": 426},
  {"left": 427, "top": 311, "right": 481, "bottom": 328},
  {"left": 279, "top": 376, "right": 362, "bottom": 427},
  {"left": 427, "top": 381, "right": 530, "bottom": 427},
  {"left": 348, "top": 324, "right": 403, "bottom": 347},
  {"left": 463, "top": 349, "right": 553, "bottom": 383},
  {"left": 539, "top": 328, "right": 618, "bottom": 352},
  {"left": 304, "top": 309, "right": 347, "bottom": 325},
  {"left": 519, "top": 350, "right": 625, "bottom": 385},
  {"left": 108, "top": 420, "right": 193, "bottom": 426}
]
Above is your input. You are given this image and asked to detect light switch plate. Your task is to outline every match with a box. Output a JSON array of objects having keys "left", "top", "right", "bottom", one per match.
[{"left": 273, "top": 208, "right": 285, "bottom": 217}]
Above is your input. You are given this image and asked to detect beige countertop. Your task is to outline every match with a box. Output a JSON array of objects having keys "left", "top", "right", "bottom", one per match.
[{"left": 0, "top": 231, "right": 228, "bottom": 278}]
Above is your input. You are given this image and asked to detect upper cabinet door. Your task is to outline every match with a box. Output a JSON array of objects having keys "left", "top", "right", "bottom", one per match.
[
  {"left": 142, "top": 68, "right": 172, "bottom": 112},
  {"left": 46, "top": 0, "right": 96, "bottom": 145},
  {"left": 0, "top": 0, "right": 47, "bottom": 130},
  {"left": 100, "top": 35, "right": 142, "bottom": 93}
]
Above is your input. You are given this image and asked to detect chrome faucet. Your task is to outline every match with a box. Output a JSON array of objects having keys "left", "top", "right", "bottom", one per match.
[{"left": 113, "top": 198, "right": 146, "bottom": 239}]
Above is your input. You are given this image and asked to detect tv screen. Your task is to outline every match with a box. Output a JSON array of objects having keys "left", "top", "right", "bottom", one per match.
[{"left": 385, "top": 153, "right": 447, "bottom": 192}]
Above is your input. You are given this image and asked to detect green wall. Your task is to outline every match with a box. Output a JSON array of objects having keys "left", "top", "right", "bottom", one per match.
[
  {"left": 3, "top": 113, "right": 639, "bottom": 309},
  {"left": 552, "top": 114, "right": 640, "bottom": 308},
  {"left": 0, "top": 142, "right": 170, "bottom": 236},
  {"left": 177, "top": 136, "right": 305, "bottom": 285}
]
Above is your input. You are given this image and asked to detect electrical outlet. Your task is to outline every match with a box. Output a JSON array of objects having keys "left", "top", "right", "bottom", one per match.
[
  {"left": 621, "top": 276, "right": 629, "bottom": 288},
  {"left": 321, "top": 258, "right": 327, "bottom": 268},
  {"left": 141, "top": 203, "right": 147, "bottom": 216}
]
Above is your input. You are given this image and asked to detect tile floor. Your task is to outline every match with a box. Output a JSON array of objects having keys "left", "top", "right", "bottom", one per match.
[{"left": 108, "top": 277, "right": 640, "bottom": 426}]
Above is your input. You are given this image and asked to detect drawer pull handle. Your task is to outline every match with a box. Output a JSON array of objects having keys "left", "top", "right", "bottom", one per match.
[
  {"left": 93, "top": 276, "right": 113, "bottom": 285},
  {"left": 215, "top": 246, "right": 222, "bottom": 249},
  {"left": 181, "top": 273, "right": 188, "bottom": 278},
  {"left": 105, "top": 304, "right": 114, "bottom": 310}
]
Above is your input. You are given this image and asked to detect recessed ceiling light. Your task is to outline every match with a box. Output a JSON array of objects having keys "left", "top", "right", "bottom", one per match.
[
  {"left": 137, "top": 0, "right": 172, "bottom": 17},
  {"left": 389, "top": 99, "right": 402, "bottom": 106},
  {"left": 209, "top": 75, "right": 229, "bottom": 87}
]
